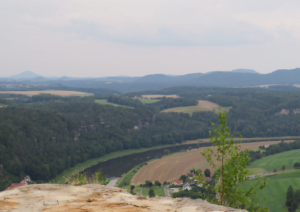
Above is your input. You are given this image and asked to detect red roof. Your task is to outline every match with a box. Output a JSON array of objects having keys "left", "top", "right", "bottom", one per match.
[
  {"left": 20, "top": 180, "right": 27, "bottom": 185},
  {"left": 5, "top": 183, "right": 24, "bottom": 190},
  {"left": 174, "top": 180, "right": 183, "bottom": 184}
]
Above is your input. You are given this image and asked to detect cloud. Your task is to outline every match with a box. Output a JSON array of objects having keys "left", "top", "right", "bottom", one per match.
[{"left": 5, "top": 0, "right": 276, "bottom": 46}]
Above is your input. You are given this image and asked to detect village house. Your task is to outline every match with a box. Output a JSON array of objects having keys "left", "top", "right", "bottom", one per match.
[
  {"left": 183, "top": 182, "right": 192, "bottom": 191},
  {"left": 188, "top": 172, "right": 195, "bottom": 180},
  {"left": 5, "top": 176, "right": 30, "bottom": 190},
  {"left": 172, "top": 180, "right": 183, "bottom": 185}
]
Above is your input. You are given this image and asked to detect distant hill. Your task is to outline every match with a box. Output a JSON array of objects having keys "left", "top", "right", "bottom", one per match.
[
  {"left": 231, "top": 69, "right": 259, "bottom": 74},
  {"left": 134, "top": 74, "right": 173, "bottom": 83},
  {"left": 3, "top": 68, "right": 300, "bottom": 92},
  {"left": 11, "top": 71, "right": 42, "bottom": 79}
]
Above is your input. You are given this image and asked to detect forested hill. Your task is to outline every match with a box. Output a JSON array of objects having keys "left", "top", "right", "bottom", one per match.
[
  {"left": 2, "top": 87, "right": 300, "bottom": 190},
  {"left": 0, "top": 102, "right": 211, "bottom": 190}
]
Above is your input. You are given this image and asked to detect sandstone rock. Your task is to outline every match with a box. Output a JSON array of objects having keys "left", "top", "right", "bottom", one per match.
[{"left": 0, "top": 184, "right": 248, "bottom": 212}]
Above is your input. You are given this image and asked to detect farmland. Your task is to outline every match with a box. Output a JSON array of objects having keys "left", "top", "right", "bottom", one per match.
[
  {"left": 138, "top": 98, "right": 161, "bottom": 104},
  {"left": 131, "top": 141, "right": 286, "bottom": 185},
  {"left": 141, "top": 94, "right": 180, "bottom": 99},
  {"left": 94, "top": 99, "right": 131, "bottom": 108},
  {"left": 161, "top": 100, "right": 231, "bottom": 116},
  {"left": 241, "top": 170, "right": 300, "bottom": 212},
  {"left": 0, "top": 90, "right": 93, "bottom": 97},
  {"left": 248, "top": 149, "right": 300, "bottom": 173}
]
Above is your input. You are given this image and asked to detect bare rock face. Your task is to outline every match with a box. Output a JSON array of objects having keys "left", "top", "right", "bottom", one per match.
[{"left": 0, "top": 184, "right": 248, "bottom": 212}]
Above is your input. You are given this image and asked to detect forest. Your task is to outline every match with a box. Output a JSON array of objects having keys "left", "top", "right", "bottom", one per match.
[{"left": 1, "top": 86, "right": 300, "bottom": 190}]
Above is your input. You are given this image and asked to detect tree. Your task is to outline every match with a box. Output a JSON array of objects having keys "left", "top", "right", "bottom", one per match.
[
  {"left": 274, "top": 169, "right": 276, "bottom": 172},
  {"left": 163, "top": 181, "right": 168, "bottom": 185},
  {"left": 149, "top": 188, "right": 155, "bottom": 197},
  {"left": 204, "top": 169, "right": 211, "bottom": 177},
  {"left": 145, "top": 180, "right": 153, "bottom": 187},
  {"left": 282, "top": 165, "right": 286, "bottom": 171},
  {"left": 294, "top": 189, "right": 300, "bottom": 205},
  {"left": 155, "top": 180, "right": 161, "bottom": 186},
  {"left": 130, "top": 185, "right": 135, "bottom": 191},
  {"left": 286, "top": 185, "right": 294, "bottom": 207},
  {"left": 96, "top": 169, "right": 110, "bottom": 185},
  {"left": 163, "top": 149, "right": 170, "bottom": 155},
  {"left": 179, "top": 175, "right": 187, "bottom": 182},
  {"left": 195, "top": 111, "right": 268, "bottom": 211}
]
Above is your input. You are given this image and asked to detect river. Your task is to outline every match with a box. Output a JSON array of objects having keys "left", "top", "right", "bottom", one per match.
[{"left": 81, "top": 142, "right": 212, "bottom": 185}]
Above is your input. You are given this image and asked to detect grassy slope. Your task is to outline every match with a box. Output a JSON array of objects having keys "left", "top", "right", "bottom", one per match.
[
  {"left": 248, "top": 149, "right": 300, "bottom": 172},
  {"left": 138, "top": 99, "right": 161, "bottom": 104},
  {"left": 241, "top": 170, "right": 300, "bottom": 212},
  {"left": 94, "top": 99, "right": 130, "bottom": 107}
]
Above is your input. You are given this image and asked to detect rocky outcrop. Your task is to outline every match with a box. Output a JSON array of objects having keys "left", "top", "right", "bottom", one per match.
[{"left": 0, "top": 184, "right": 247, "bottom": 212}]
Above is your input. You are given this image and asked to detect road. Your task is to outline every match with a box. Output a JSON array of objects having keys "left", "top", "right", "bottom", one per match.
[
  {"left": 164, "top": 185, "right": 170, "bottom": 197},
  {"left": 140, "top": 189, "right": 143, "bottom": 197}
]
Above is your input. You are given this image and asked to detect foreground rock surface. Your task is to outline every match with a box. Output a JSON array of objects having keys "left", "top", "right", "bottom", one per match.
[{"left": 0, "top": 184, "right": 248, "bottom": 212}]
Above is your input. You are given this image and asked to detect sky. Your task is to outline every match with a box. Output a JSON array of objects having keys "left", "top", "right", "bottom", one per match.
[{"left": 1, "top": 0, "right": 300, "bottom": 77}]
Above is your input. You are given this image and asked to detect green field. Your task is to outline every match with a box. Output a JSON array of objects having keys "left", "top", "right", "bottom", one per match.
[
  {"left": 248, "top": 149, "right": 300, "bottom": 172},
  {"left": 241, "top": 170, "right": 300, "bottom": 212},
  {"left": 94, "top": 99, "right": 130, "bottom": 107},
  {"left": 138, "top": 98, "right": 161, "bottom": 104},
  {"left": 161, "top": 106, "right": 231, "bottom": 116},
  {"left": 139, "top": 185, "right": 166, "bottom": 197},
  {"left": 247, "top": 168, "right": 269, "bottom": 175}
]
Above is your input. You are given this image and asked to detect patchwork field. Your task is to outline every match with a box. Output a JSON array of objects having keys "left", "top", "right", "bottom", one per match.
[
  {"left": 132, "top": 141, "right": 286, "bottom": 185},
  {"left": 94, "top": 99, "right": 130, "bottom": 108},
  {"left": 0, "top": 90, "right": 93, "bottom": 97},
  {"left": 161, "top": 100, "right": 231, "bottom": 116},
  {"left": 241, "top": 170, "right": 300, "bottom": 212},
  {"left": 141, "top": 94, "right": 180, "bottom": 99}
]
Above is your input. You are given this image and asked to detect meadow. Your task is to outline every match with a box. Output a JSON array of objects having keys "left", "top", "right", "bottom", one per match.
[
  {"left": 94, "top": 99, "right": 131, "bottom": 107},
  {"left": 141, "top": 94, "right": 180, "bottom": 99},
  {"left": 131, "top": 141, "right": 285, "bottom": 185},
  {"left": 0, "top": 90, "right": 93, "bottom": 97},
  {"left": 138, "top": 98, "right": 161, "bottom": 104},
  {"left": 161, "top": 100, "right": 231, "bottom": 116},
  {"left": 248, "top": 149, "right": 300, "bottom": 172},
  {"left": 241, "top": 170, "right": 300, "bottom": 212}
]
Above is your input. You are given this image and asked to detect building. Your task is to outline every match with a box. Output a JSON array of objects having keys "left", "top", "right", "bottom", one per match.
[
  {"left": 24, "top": 175, "right": 31, "bottom": 182},
  {"left": 5, "top": 179, "right": 28, "bottom": 190},
  {"left": 173, "top": 180, "right": 183, "bottom": 185},
  {"left": 188, "top": 172, "right": 195, "bottom": 180},
  {"left": 182, "top": 182, "right": 191, "bottom": 191}
]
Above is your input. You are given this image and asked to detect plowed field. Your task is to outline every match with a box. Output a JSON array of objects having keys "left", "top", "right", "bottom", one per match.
[
  {"left": 132, "top": 140, "right": 290, "bottom": 184},
  {"left": 0, "top": 90, "right": 93, "bottom": 97}
]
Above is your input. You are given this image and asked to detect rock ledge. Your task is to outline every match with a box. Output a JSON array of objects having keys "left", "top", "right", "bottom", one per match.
[{"left": 0, "top": 184, "right": 248, "bottom": 212}]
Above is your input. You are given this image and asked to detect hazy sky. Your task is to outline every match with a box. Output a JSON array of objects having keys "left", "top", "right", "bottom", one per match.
[{"left": 1, "top": 0, "right": 300, "bottom": 77}]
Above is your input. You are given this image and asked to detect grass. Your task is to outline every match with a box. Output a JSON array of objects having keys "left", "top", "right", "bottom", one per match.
[
  {"left": 241, "top": 170, "right": 300, "bottom": 212},
  {"left": 138, "top": 186, "right": 166, "bottom": 197},
  {"left": 161, "top": 106, "right": 231, "bottom": 116},
  {"left": 247, "top": 168, "right": 269, "bottom": 175},
  {"left": 248, "top": 149, "right": 300, "bottom": 172},
  {"left": 94, "top": 99, "right": 131, "bottom": 108},
  {"left": 138, "top": 98, "right": 161, "bottom": 104},
  {"left": 51, "top": 143, "right": 187, "bottom": 184}
]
